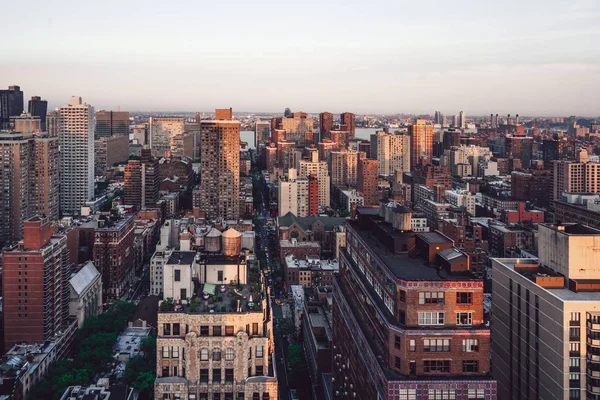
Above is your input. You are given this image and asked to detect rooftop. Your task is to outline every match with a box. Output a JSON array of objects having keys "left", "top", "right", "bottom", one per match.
[
  {"left": 417, "top": 232, "right": 453, "bottom": 245},
  {"left": 166, "top": 251, "right": 197, "bottom": 265},
  {"left": 285, "top": 255, "right": 339, "bottom": 271},
  {"left": 542, "top": 223, "right": 600, "bottom": 236},
  {"left": 69, "top": 261, "right": 101, "bottom": 296}
]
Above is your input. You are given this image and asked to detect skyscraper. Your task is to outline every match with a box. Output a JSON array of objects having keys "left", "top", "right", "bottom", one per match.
[
  {"left": 95, "top": 110, "right": 130, "bottom": 137},
  {"left": 370, "top": 130, "right": 411, "bottom": 176},
  {"left": 255, "top": 120, "right": 271, "bottom": 146},
  {"left": 281, "top": 112, "right": 313, "bottom": 142},
  {"left": 299, "top": 151, "right": 330, "bottom": 208},
  {"left": 0, "top": 85, "right": 24, "bottom": 129},
  {"left": 357, "top": 158, "right": 379, "bottom": 206},
  {"left": 28, "top": 96, "right": 48, "bottom": 131},
  {"left": 408, "top": 119, "right": 433, "bottom": 170},
  {"left": 0, "top": 114, "right": 59, "bottom": 244},
  {"left": 319, "top": 111, "right": 333, "bottom": 139},
  {"left": 459, "top": 110, "right": 466, "bottom": 128},
  {"left": 124, "top": 148, "right": 160, "bottom": 209},
  {"left": 2, "top": 216, "right": 73, "bottom": 350},
  {"left": 341, "top": 112, "right": 356, "bottom": 137},
  {"left": 59, "top": 96, "right": 95, "bottom": 216},
  {"left": 197, "top": 109, "right": 240, "bottom": 220},
  {"left": 148, "top": 117, "right": 185, "bottom": 157}
]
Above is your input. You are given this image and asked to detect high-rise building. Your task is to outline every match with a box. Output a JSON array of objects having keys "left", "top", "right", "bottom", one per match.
[
  {"left": 319, "top": 112, "right": 333, "bottom": 139},
  {"left": 492, "top": 223, "right": 600, "bottom": 400},
  {"left": 340, "top": 112, "right": 355, "bottom": 137},
  {"left": 370, "top": 130, "right": 411, "bottom": 176},
  {"left": 93, "top": 212, "right": 135, "bottom": 300},
  {"left": 255, "top": 120, "right": 270, "bottom": 146},
  {"left": 0, "top": 115, "right": 59, "bottom": 244},
  {"left": 95, "top": 110, "right": 130, "bottom": 137},
  {"left": 331, "top": 150, "right": 363, "bottom": 187},
  {"left": 149, "top": 117, "right": 185, "bottom": 157},
  {"left": 409, "top": 119, "right": 433, "bottom": 170},
  {"left": 334, "top": 207, "right": 496, "bottom": 399},
  {"left": 357, "top": 158, "right": 378, "bottom": 206},
  {"left": 0, "top": 85, "right": 24, "bottom": 129},
  {"left": 94, "top": 134, "right": 129, "bottom": 175},
  {"left": 124, "top": 148, "right": 160, "bottom": 209},
  {"left": 553, "top": 153, "right": 600, "bottom": 200},
  {"left": 28, "top": 96, "right": 48, "bottom": 131},
  {"left": 459, "top": 110, "right": 466, "bottom": 128},
  {"left": 543, "top": 137, "right": 576, "bottom": 169},
  {"left": 434, "top": 110, "right": 444, "bottom": 125},
  {"left": 2, "top": 216, "right": 73, "bottom": 350},
  {"left": 59, "top": 96, "right": 95, "bottom": 216},
  {"left": 154, "top": 257, "right": 277, "bottom": 399},
  {"left": 442, "top": 129, "right": 461, "bottom": 150},
  {"left": 299, "top": 152, "right": 330, "bottom": 208},
  {"left": 197, "top": 109, "right": 240, "bottom": 220},
  {"left": 278, "top": 168, "right": 311, "bottom": 217},
  {"left": 505, "top": 135, "right": 533, "bottom": 169},
  {"left": 281, "top": 112, "right": 313, "bottom": 142}
]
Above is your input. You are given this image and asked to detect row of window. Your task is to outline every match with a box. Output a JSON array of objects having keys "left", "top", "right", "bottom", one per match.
[
  {"left": 163, "top": 392, "right": 270, "bottom": 400},
  {"left": 417, "top": 312, "right": 473, "bottom": 326},
  {"left": 421, "top": 360, "right": 479, "bottom": 373},
  {"left": 415, "top": 291, "right": 473, "bottom": 305},
  {"left": 397, "top": 388, "right": 485, "bottom": 400},
  {"left": 163, "top": 323, "right": 260, "bottom": 337}
]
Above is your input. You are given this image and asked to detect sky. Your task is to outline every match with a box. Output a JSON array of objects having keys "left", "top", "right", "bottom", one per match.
[{"left": 1, "top": 0, "right": 599, "bottom": 116}]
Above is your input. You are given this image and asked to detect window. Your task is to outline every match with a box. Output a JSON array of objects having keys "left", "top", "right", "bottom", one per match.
[
  {"left": 456, "top": 312, "right": 472, "bottom": 325},
  {"left": 570, "top": 357, "right": 580, "bottom": 369},
  {"left": 200, "top": 369, "right": 209, "bottom": 384},
  {"left": 213, "top": 349, "right": 222, "bottom": 361},
  {"left": 394, "top": 335, "right": 401, "bottom": 350},
  {"left": 399, "top": 310, "right": 406, "bottom": 325},
  {"left": 248, "top": 347, "right": 252, "bottom": 360},
  {"left": 462, "top": 360, "right": 479, "bottom": 373},
  {"left": 201, "top": 326, "right": 210, "bottom": 336},
  {"left": 162, "top": 346, "right": 170, "bottom": 358},
  {"left": 173, "top": 323, "right": 180, "bottom": 336},
  {"left": 419, "top": 292, "right": 444, "bottom": 304},
  {"left": 218, "top": 270, "right": 224, "bottom": 281},
  {"left": 225, "top": 326, "right": 234, "bottom": 336},
  {"left": 213, "top": 326, "right": 222, "bottom": 336},
  {"left": 399, "top": 290, "right": 406, "bottom": 303},
  {"left": 409, "top": 340, "right": 416, "bottom": 352},
  {"left": 262, "top": 394, "right": 269, "bottom": 400},
  {"left": 399, "top": 388, "right": 417, "bottom": 400},
  {"left": 215, "top": 394, "right": 222, "bottom": 400},
  {"left": 256, "top": 366, "right": 264, "bottom": 375},
  {"left": 424, "top": 339, "right": 450, "bottom": 352},
  {"left": 163, "top": 323, "right": 171, "bottom": 335},
  {"left": 467, "top": 389, "right": 485, "bottom": 399},
  {"left": 172, "top": 346, "right": 179, "bottom": 358},
  {"left": 237, "top": 394, "right": 244, "bottom": 400},
  {"left": 395, "top": 356, "right": 401, "bottom": 369},
  {"left": 226, "top": 348, "right": 235, "bottom": 360},
  {"left": 569, "top": 373, "right": 580, "bottom": 387},
  {"left": 569, "top": 389, "right": 580, "bottom": 400},
  {"left": 418, "top": 312, "right": 445, "bottom": 325},
  {"left": 225, "top": 368, "right": 234, "bottom": 384},
  {"left": 423, "top": 360, "right": 451, "bottom": 373},
  {"left": 570, "top": 342, "right": 580, "bottom": 354},
  {"left": 225, "top": 395, "right": 233, "bottom": 400},
  {"left": 162, "top": 366, "right": 170, "bottom": 377},
  {"left": 456, "top": 292, "right": 473, "bottom": 304},
  {"left": 175, "top": 269, "right": 181, "bottom": 281},
  {"left": 252, "top": 323, "right": 259, "bottom": 335},
  {"left": 200, "top": 349, "right": 209, "bottom": 361},
  {"left": 253, "top": 394, "right": 260, "bottom": 400},
  {"left": 213, "top": 368, "right": 221, "bottom": 384},
  {"left": 570, "top": 327, "right": 581, "bottom": 339},
  {"left": 173, "top": 366, "right": 178, "bottom": 376},
  {"left": 180, "top": 288, "right": 187, "bottom": 299},
  {"left": 256, "top": 346, "right": 264, "bottom": 358},
  {"left": 428, "top": 389, "right": 456, "bottom": 399},
  {"left": 462, "top": 339, "right": 479, "bottom": 352}
]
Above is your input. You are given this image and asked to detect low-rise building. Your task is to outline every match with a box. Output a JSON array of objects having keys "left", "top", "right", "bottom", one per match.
[
  {"left": 69, "top": 261, "right": 103, "bottom": 328},
  {"left": 60, "top": 379, "right": 134, "bottom": 400},
  {"left": 279, "top": 239, "right": 321, "bottom": 260},
  {"left": 339, "top": 189, "right": 364, "bottom": 211},
  {"left": 284, "top": 255, "right": 339, "bottom": 288}
]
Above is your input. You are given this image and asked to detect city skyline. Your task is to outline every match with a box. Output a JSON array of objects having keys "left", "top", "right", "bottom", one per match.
[{"left": 2, "top": 0, "right": 599, "bottom": 116}]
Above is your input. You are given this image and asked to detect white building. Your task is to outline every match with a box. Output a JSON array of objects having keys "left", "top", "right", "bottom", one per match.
[
  {"left": 478, "top": 160, "right": 499, "bottom": 176},
  {"left": 411, "top": 216, "right": 430, "bottom": 232},
  {"left": 150, "top": 248, "right": 174, "bottom": 296},
  {"left": 340, "top": 189, "right": 364, "bottom": 211},
  {"left": 68, "top": 261, "right": 103, "bottom": 328},
  {"left": 299, "top": 152, "right": 330, "bottom": 208},
  {"left": 445, "top": 189, "right": 476, "bottom": 215},
  {"left": 277, "top": 168, "right": 310, "bottom": 217},
  {"left": 370, "top": 130, "right": 411, "bottom": 176},
  {"left": 59, "top": 96, "right": 94, "bottom": 215},
  {"left": 162, "top": 251, "right": 196, "bottom": 301}
]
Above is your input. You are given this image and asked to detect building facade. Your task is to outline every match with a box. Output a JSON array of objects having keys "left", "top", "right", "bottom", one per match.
[
  {"left": 149, "top": 117, "right": 185, "bottom": 157},
  {"left": 409, "top": 119, "right": 433, "bottom": 170},
  {"left": 370, "top": 130, "right": 411, "bottom": 176},
  {"left": 95, "top": 110, "right": 130, "bottom": 137}
]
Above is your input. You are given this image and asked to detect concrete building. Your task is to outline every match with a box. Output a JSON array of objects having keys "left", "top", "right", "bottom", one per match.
[
  {"left": 0, "top": 118, "right": 59, "bottom": 244},
  {"left": 58, "top": 96, "right": 95, "bottom": 216},
  {"left": 95, "top": 110, "right": 130, "bottom": 137},
  {"left": 154, "top": 268, "right": 277, "bottom": 399},
  {"left": 330, "top": 150, "right": 362, "bottom": 187},
  {"left": 197, "top": 111, "right": 240, "bottom": 220},
  {"left": 370, "top": 130, "right": 411, "bottom": 176},
  {"left": 492, "top": 223, "right": 600, "bottom": 400},
  {"left": 2, "top": 216, "right": 74, "bottom": 350},
  {"left": 357, "top": 158, "right": 379, "bottom": 207},
  {"left": 93, "top": 212, "right": 136, "bottom": 300},
  {"left": 339, "top": 189, "right": 364, "bottom": 211},
  {"left": 151, "top": 248, "right": 174, "bottom": 297},
  {"left": 277, "top": 169, "right": 311, "bottom": 217},
  {"left": 459, "top": 110, "right": 466, "bottom": 128},
  {"left": 334, "top": 207, "right": 496, "bottom": 399},
  {"left": 284, "top": 255, "right": 339, "bottom": 288},
  {"left": 255, "top": 120, "right": 270, "bottom": 146},
  {"left": 281, "top": 111, "right": 313, "bottom": 142},
  {"left": 68, "top": 261, "right": 103, "bottom": 328},
  {"left": 554, "top": 155, "right": 600, "bottom": 201},
  {"left": 299, "top": 152, "right": 330, "bottom": 208},
  {"left": 445, "top": 189, "right": 476, "bottom": 215},
  {"left": 148, "top": 117, "right": 185, "bottom": 157},
  {"left": 94, "top": 134, "right": 129, "bottom": 175},
  {"left": 409, "top": 119, "right": 433, "bottom": 169},
  {"left": 163, "top": 251, "right": 197, "bottom": 301}
]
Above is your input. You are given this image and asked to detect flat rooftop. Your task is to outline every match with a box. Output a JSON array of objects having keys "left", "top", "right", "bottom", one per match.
[
  {"left": 417, "top": 232, "right": 453, "bottom": 245},
  {"left": 542, "top": 223, "right": 600, "bottom": 235},
  {"left": 167, "top": 251, "right": 197, "bottom": 265}
]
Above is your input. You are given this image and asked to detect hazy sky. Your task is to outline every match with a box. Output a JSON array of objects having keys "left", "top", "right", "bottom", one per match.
[{"left": 2, "top": 0, "right": 599, "bottom": 116}]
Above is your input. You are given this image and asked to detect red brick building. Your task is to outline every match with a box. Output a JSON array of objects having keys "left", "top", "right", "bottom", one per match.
[
  {"left": 503, "top": 203, "right": 545, "bottom": 224},
  {"left": 340, "top": 112, "right": 355, "bottom": 137},
  {"left": 319, "top": 112, "right": 333, "bottom": 139},
  {"left": 333, "top": 208, "right": 496, "bottom": 399},
  {"left": 2, "top": 216, "right": 72, "bottom": 350},
  {"left": 511, "top": 170, "right": 552, "bottom": 208},
  {"left": 358, "top": 158, "right": 379, "bottom": 206},
  {"left": 308, "top": 174, "right": 319, "bottom": 216}
]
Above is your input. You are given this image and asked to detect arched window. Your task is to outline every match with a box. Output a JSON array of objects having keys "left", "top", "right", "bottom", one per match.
[
  {"left": 225, "top": 348, "right": 235, "bottom": 360},
  {"left": 200, "top": 348, "right": 209, "bottom": 361},
  {"left": 213, "top": 348, "right": 222, "bottom": 361}
]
